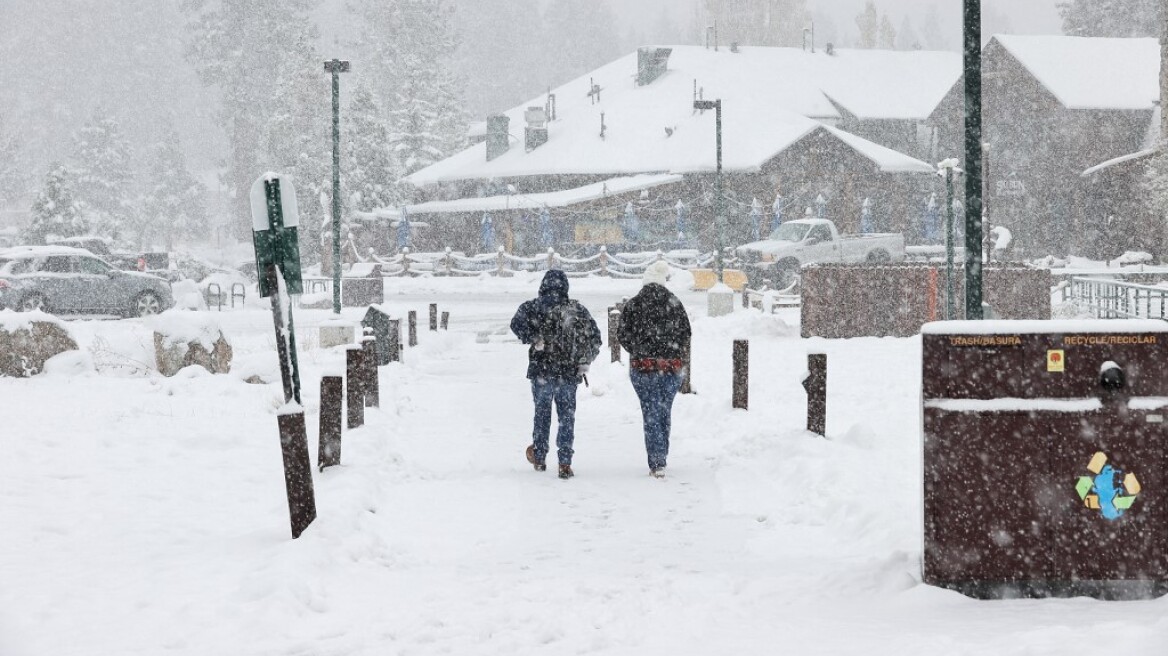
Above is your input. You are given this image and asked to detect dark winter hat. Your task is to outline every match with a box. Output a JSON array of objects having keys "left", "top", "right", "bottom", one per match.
[{"left": 539, "top": 269, "right": 569, "bottom": 298}]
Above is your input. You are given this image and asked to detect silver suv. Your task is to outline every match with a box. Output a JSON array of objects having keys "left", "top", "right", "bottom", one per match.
[{"left": 0, "top": 246, "right": 174, "bottom": 317}]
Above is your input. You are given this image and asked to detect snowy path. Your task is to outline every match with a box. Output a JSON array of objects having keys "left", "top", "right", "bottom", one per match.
[{"left": 2, "top": 279, "right": 1167, "bottom": 654}]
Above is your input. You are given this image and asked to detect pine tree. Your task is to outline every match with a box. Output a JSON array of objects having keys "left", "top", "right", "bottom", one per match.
[
  {"left": 27, "top": 163, "right": 87, "bottom": 244},
  {"left": 703, "top": 0, "right": 808, "bottom": 47},
  {"left": 140, "top": 122, "right": 208, "bottom": 251},
  {"left": 0, "top": 115, "right": 24, "bottom": 204},
  {"left": 542, "top": 0, "right": 623, "bottom": 85},
  {"left": 856, "top": 1, "right": 879, "bottom": 49},
  {"left": 182, "top": 0, "right": 321, "bottom": 239},
  {"left": 898, "top": 15, "right": 920, "bottom": 50},
  {"left": 70, "top": 108, "right": 134, "bottom": 241},
  {"left": 878, "top": 14, "right": 896, "bottom": 49},
  {"left": 1058, "top": 0, "right": 1161, "bottom": 38},
  {"left": 921, "top": 3, "right": 948, "bottom": 51},
  {"left": 345, "top": 83, "right": 400, "bottom": 212},
  {"left": 452, "top": 0, "right": 544, "bottom": 118}
]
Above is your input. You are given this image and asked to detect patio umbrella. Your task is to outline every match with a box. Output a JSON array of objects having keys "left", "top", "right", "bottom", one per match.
[
  {"left": 675, "top": 200, "right": 687, "bottom": 248},
  {"left": 622, "top": 202, "right": 641, "bottom": 245},
  {"left": 924, "top": 193, "right": 940, "bottom": 243},
  {"left": 481, "top": 212, "right": 495, "bottom": 253},
  {"left": 750, "top": 197, "right": 763, "bottom": 241},
  {"left": 539, "top": 207, "right": 554, "bottom": 249},
  {"left": 771, "top": 194, "right": 784, "bottom": 233},
  {"left": 397, "top": 207, "right": 411, "bottom": 250},
  {"left": 860, "top": 198, "right": 874, "bottom": 234},
  {"left": 815, "top": 193, "right": 827, "bottom": 218}
]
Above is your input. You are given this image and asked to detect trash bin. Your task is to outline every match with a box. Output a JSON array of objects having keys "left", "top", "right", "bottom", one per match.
[
  {"left": 922, "top": 320, "right": 1168, "bottom": 599},
  {"left": 361, "top": 306, "right": 392, "bottom": 366}
]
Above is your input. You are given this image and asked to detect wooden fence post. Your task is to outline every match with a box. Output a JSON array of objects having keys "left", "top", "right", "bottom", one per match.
[
  {"left": 608, "top": 306, "right": 621, "bottom": 363},
  {"left": 440, "top": 312, "right": 450, "bottom": 330},
  {"left": 346, "top": 346, "right": 366, "bottom": 429},
  {"left": 681, "top": 335, "right": 694, "bottom": 394},
  {"left": 429, "top": 303, "right": 438, "bottom": 331},
  {"left": 599, "top": 246, "right": 609, "bottom": 276},
  {"left": 318, "top": 376, "right": 343, "bottom": 471},
  {"left": 277, "top": 409, "right": 316, "bottom": 539},
  {"left": 732, "top": 340, "right": 749, "bottom": 410},
  {"left": 408, "top": 310, "right": 418, "bottom": 347},
  {"left": 805, "top": 353, "right": 827, "bottom": 436},
  {"left": 362, "top": 333, "right": 379, "bottom": 408},
  {"left": 388, "top": 319, "right": 402, "bottom": 362}
]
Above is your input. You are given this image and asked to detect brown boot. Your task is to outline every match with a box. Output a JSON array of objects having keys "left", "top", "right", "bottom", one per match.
[
  {"left": 558, "top": 464, "right": 574, "bottom": 479},
  {"left": 526, "top": 445, "right": 546, "bottom": 472}
]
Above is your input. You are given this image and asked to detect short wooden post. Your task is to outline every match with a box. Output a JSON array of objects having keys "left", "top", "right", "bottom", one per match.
[
  {"left": 599, "top": 246, "right": 609, "bottom": 276},
  {"left": 680, "top": 335, "right": 694, "bottom": 394},
  {"left": 408, "top": 310, "right": 418, "bottom": 347},
  {"left": 388, "top": 319, "right": 402, "bottom": 362},
  {"left": 440, "top": 312, "right": 450, "bottom": 330},
  {"left": 277, "top": 410, "right": 316, "bottom": 538},
  {"left": 742, "top": 288, "right": 751, "bottom": 309},
  {"left": 608, "top": 306, "right": 621, "bottom": 363},
  {"left": 361, "top": 333, "right": 379, "bottom": 408},
  {"left": 318, "top": 376, "right": 343, "bottom": 471},
  {"left": 732, "top": 339, "right": 748, "bottom": 410},
  {"left": 805, "top": 353, "right": 827, "bottom": 436},
  {"left": 429, "top": 303, "right": 438, "bottom": 331},
  {"left": 346, "top": 346, "right": 366, "bottom": 429}
]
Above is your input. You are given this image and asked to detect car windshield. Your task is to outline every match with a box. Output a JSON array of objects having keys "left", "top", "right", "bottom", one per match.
[{"left": 768, "top": 223, "right": 810, "bottom": 242}]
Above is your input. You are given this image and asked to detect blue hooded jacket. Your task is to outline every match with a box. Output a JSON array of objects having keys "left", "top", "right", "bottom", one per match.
[{"left": 510, "top": 270, "right": 599, "bottom": 380}]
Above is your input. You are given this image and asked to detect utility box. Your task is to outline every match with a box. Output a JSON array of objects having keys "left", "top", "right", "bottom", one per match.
[
  {"left": 922, "top": 320, "right": 1168, "bottom": 599},
  {"left": 361, "top": 306, "right": 393, "bottom": 366}
]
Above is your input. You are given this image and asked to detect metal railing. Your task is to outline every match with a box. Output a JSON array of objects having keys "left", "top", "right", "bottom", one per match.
[{"left": 1062, "top": 277, "right": 1168, "bottom": 319}]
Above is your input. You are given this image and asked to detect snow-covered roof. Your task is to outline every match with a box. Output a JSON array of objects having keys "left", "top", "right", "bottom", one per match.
[
  {"left": 374, "top": 174, "right": 683, "bottom": 218},
  {"left": 406, "top": 45, "right": 954, "bottom": 186},
  {"left": 993, "top": 35, "right": 1160, "bottom": 111}
]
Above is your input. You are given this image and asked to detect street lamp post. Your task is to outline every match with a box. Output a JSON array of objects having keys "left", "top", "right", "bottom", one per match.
[
  {"left": 694, "top": 98, "right": 724, "bottom": 282},
  {"left": 324, "top": 58, "right": 350, "bottom": 315},
  {"left": 963, "top": 0, "right": 984, "bottom": 319}
]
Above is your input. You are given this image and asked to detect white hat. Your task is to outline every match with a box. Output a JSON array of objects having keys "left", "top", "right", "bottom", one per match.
[{"left": 643, "top": 260, "right": 671, "bottom": 286}]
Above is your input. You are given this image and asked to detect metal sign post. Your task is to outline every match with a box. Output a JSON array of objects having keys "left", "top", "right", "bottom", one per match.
[
  {"left": 324, "top": 59, "right": 350, "bottom": 315},
  {"left": 250, "top": 173, "right": 304, "bottom": 403}
]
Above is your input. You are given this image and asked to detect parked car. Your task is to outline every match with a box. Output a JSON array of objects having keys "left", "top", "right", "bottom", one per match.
[
  {"left": 735, "top": 218, "right": 907, "bottom": 287},
  {"left": 47, "top": 236, "right": 169, "bottom": 273},
  {"left": 0, "top": 246, "right": 174, "bottom": 317}
]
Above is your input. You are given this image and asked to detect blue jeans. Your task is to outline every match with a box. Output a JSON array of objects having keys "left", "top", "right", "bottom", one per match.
[
  {"left": 531, "top": 377, "right": 578, "bottom": 466},
  {"left": 629, "top": 369, "right": 684, "bottom": 470}
]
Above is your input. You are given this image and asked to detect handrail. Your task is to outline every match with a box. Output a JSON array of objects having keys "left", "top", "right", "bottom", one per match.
[{"left": 1064, "top": 276, "right": 1168, "bottom": 320}]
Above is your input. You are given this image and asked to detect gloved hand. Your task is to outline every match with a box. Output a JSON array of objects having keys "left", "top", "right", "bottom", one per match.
[
  {"left": 577, "top": 364, "right": 590, "bottom": 376},
  {"left": 533, "top": 337, "right": 545, "bottom": 351}
]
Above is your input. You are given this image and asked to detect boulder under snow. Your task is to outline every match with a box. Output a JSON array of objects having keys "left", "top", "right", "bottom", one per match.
[
  {"left": 0, "top": 310, "right": 79, "bottom": 377},
  {"left": 152, "top": 310, "right": 233, "bottom": 377}
]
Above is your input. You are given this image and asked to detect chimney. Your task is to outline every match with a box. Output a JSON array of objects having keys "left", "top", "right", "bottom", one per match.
[
  {"left": 636, "top": 47, "right": 673, "bottom": 86},
  {"left": 486, "top": 114, "right": 510, "bottom": 161},
  {"left": 524, "top": 106, "right": 548, "bottom": 151}
]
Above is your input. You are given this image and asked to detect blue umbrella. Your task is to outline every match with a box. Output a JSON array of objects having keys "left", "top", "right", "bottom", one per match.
[
  {"left": 860, "top": 198, "right": 874, "bottom": 234},
  {"left": 397, "top": 207, "right": 411, "bottom": 250},
  {"left": 815, "top": 193, "right": 827, "bottom": 218},
  {"left": 539, "top": 208, "right": 554, "bottom": 249},
  {"left": 622, "top": 202, "right": 640, "bottom": 245},
  {"left": 481, "top": 212, "right": 495, "bottom": 253},
  {"left": 771, "top": 194, "right": 784, "bottom": 234},
  {"left": 924, "top": 193, "right": 940, "bottom": 243},
  {"left": 675, "top": 200, "right": 687, "bottom": 248},
  {"left": 749, "top": 198, "right": 763, "bottom": 241}
]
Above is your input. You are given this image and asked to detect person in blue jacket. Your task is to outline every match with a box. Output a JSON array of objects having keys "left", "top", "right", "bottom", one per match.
[{"left": 510, "top": 269, "right": 602, "bottom": 479}]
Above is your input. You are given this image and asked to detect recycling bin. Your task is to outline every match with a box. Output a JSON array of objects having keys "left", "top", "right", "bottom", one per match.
[{"left": 922, "top": 320, "right": 1168, "bottom": 599}]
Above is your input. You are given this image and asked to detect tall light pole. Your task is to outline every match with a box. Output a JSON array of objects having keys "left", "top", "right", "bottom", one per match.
[
  {"left": 963, "top": 0, "right": 983, "bottom": 320},
  {"left": 694, "top": 98, "right": 724, "bottom": 282},
  {"left": 324, "top": 58, "right": 350, "bottom": 315}
]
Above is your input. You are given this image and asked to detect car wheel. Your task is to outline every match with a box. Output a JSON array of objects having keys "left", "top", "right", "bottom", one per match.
[
  {"left": 867, "top": 249, "right": 891, "bottom": 264},
  {"left": 18, "top": 293, "right": 47, "bottom": 313},
  {"left": 133, "top": 291, "right": 163, "bottom": 317}
]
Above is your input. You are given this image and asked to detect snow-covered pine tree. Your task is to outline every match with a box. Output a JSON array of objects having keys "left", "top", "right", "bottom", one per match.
[
  {"left": 27, "top": 163, "right": 87, "bottom": 244},
  {"left": 921, "top": 3, "right": 948, "bottom": 51},
  {"left": 898, "top": 15, "right": 921, "bottom": 50},
  {"left": 856, "top": 1, "right": 879, "bottom": 49},
  {"left": 452, "top": 0, "right": 545, "bottom": 119},
  {"left": 702, "top": 0, "right": 808, "bottom": 48},
  {"left": 1058, "top": 0, "right": 1161, "bottom": 38},
  {"left": 71, "top": 108, "right": 133, "bottom": 242},
  {"left": 345, "top": 83, "right": 401, "bottom": 213},
  {"left": 878, "top": 13, "right": 896, "bottom": 49},
  {"left": 0, "top": 115, "right": 25, "bottom": 204},
  {"left": 141, "top": 122, "right": 209, "bottom": 251},
  {"left": 182, "top": 0, "right": 320, "bottom": 239},
  {"left": 542, "top": 0, "right": 623, "bottom": 85}
]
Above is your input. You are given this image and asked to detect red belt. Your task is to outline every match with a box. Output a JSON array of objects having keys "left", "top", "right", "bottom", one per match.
[{"left": 631, "top": 358, "right": 684, "bottom": 373}]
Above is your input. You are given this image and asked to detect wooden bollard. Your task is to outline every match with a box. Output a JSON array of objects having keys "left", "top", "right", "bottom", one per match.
[
  {"left": 361, "top": 335, "right": 379, "bottom": 408},
  {"left": 318, "top": 376, "right": 343, "bottom": 471},
  {"left": 277, "top": 409, "right": 317, "bottom": 538},
  {"left": 408, "top": 310, "right": 418, "bottom": 347},
  {"left": 608, "top": 306, "right": 621, "bottom": 363},
  {"left": 388, "top": 319, "right": 402, "bottom": 362},
  {"left": 440, "top": 312, "right": 449, "bottom": 330},
  {"left": 742, "top": 289, "right": 750, "bottom": 309},
  {"left": 429, "top": 303, "right": 438, "bottom": 331},
  {"left": 732, "top": 339, "right": 748, "bottom": 410},
  {"left": 346, "top": 346, "right": 366, "bottom": 429},
  {"left": 681, "top": 336, "right": 694, "bottom": 394},
  {"left": 804, "top": 353, "right": 827, "bottom": 436}
]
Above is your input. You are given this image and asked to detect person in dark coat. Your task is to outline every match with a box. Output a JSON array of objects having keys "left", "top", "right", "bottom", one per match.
[
  {"left": 510, "top": 269, "right": 602, "bottom": 479},
  {"left": 618, "top": 261, "right": 692, "bottom": 478}
]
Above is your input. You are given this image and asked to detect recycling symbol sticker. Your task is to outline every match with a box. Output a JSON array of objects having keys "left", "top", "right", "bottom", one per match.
[{"left": 1076, "top": 451, "right": 1141, "bottom": 521}]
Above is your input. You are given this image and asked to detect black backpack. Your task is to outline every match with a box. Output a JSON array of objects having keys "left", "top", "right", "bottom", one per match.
[{"left": 539, "top": 300, "right": 600, "bottom": 367}]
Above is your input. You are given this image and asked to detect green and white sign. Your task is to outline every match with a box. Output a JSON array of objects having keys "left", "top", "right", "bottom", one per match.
[{"left": 250, "top": 173, "right": 304, "bottom": 297}]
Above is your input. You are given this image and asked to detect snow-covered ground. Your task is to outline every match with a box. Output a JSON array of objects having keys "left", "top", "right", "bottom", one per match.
[{"left": 2, "top": 274, "right": 1166, "bottom": 655}]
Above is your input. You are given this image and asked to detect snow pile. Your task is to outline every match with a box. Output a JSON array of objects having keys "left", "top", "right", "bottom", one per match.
[{"left": 0, "top": 308, "right": 67, "bottom": 332}]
